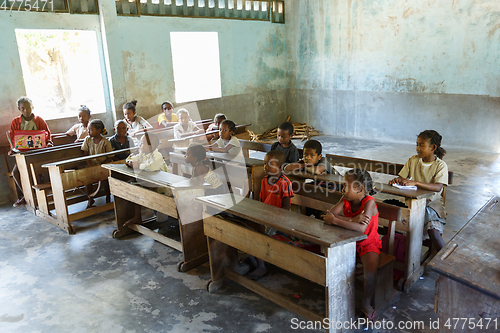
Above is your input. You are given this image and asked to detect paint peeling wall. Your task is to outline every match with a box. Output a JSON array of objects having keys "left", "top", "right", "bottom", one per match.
[
  {"left": 0, "top": 3, "right": 287, "bottom": 147},
  {"left": 286, "top": 0, "right": 500, "bottom": 151}
]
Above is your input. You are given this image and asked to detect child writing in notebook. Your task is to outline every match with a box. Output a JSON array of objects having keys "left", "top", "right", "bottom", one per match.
[
  {"left": 246, "top": 150, "right": 294, "bottom": 280},
  {"left": 323, "top": 169, "right": 381, "bottom": 321},
  {"left": 205, "top": 113, "right": 226, "bottom": 141},
  {"left": 110, "top": 119, "right": 135, "bottom": 161},
  {"left": 123, "top": 100, "right": 153, "bottom": 143},
  {"left": 123, "top": 132, "right": 169, "bottom": 227},
  {"left": 389, "top": 130, "right": 449, "bottom": 252},
  {"left": 204, "top": 120, "right": 241, "bottom": 155},
  {"left": 9, "top": 97, "right": 52, "bottom": 207},
  {"left": 185, "top": 143, "right": 224, "bottom": 195},
  {"left": 157, "top": 101, "right": 177, "bottom": 128},
  {"left": 66, "top": 105, "right": 91, "bottom": 142},
  {"left": 271, "top": 121, "right": 300, "bottom": 165},
  {"left": 81, "top": 119, "right": 113, "bottom": 208}
]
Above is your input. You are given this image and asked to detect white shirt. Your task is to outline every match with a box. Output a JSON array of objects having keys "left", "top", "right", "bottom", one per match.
[
  {"left": 125, "top": 148, "right": 168, "bottom": 172},
  {"left": 66, "top": 123, "right": 89, "bottom": 140},
  {"left": 216, "top": 136, "right": 241, "bottom": 155},
  {"left": 173, "top": 121, "right": 199, "bottom": 147}
]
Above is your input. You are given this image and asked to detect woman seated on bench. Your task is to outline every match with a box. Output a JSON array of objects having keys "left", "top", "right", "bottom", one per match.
[{"left": 323, "top": 169, "right": 381, "bottom": 322}]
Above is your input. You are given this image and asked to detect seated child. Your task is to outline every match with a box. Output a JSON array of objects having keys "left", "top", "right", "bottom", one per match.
[
  {"left": 284, "top": 139, "right": 334, "bottom": 175},
  {"left": 123, "top": 100, "right": 153, "bottom": 144},
  {"left": 173, "top": 108, "right": 204, "bottom": 147},
  {"left": 204, "top": 120, "right": 241, "bottom": 155},
  {"left": 323, "top": 169, "right": 381, "bottom": 322},
  {"left": 109, "top": 119, "right": 135, "bottom": 161},
  {"left": 246, "top": 150, "right": 294, "bottom": 280},
  {"left": 389, "top": 130, "right": 449, "bottom": 252},
  {"left": 9, "top": 97, "right": 52, "bottom": 207},
  {"left": 270, "top": 121, "right": 300, "bottom": 165},
  {"left": 66, "top": 105, "right": 91, "bottom": 142},
  {"left": 157, "top": 101, "right": 178, "bottom": 128},
  {"left": 185, "top": 143, "right": 224, "bottom": 195},
  {"left": 125, "top": 132, "right": 168, "bottom": 172},
  {"left": 81, "top": 119, "right": 113, "bottom": 208},
  {"left": 123, "top": 133, "right": 169, "bottom": 227},
  {"left": 205, "top": 113, "right": 226, "bottom": 141}
]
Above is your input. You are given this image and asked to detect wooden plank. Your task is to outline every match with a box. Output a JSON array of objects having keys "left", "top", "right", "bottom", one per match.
[
  {"left": 204, "top": 215, "right": 327, "bottom": 286},
  {"left": 224, "top": 268, "right": 325, "bottom": 323},
  {"left": 435, "top": 276, "right": 500, "bottom": 332},
  {"left": 36, "top": 209, "right": 75, "bottom": 234},
  {"left": 68, "top": 202, "right": 114, "bottom": 222},
  {"left": 325, "top": 242, "right": 356, "bottom": 333},
  {"left": 404, "top": 197, "right": 426, "bottom": 289},
  {"left": 108, "top": 177, "right": 178, "bottom": 218},
  {"left": 59, "top": 164, "right": 114, "bottom": 191},
  {"left": 129, "top": 224, "right": 183, "bottom": 252},
  {"left": 198, "top": 194, "right": 366, "bottom": 247},
  {"left": 429, "top": 197, "right": 500, "bottom": 299}
]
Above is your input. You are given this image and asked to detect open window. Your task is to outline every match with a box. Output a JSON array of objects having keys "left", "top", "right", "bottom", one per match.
[
  {"left": 170, "top": 31, "right": 222, "bottom": 104},
  {"left": 15, "top": 29, "right": 107, "bottom": 120}
]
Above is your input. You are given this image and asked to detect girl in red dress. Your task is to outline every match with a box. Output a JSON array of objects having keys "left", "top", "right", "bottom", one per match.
[{"left": 323, "top": 168, "right": 381, "bottom": 322}]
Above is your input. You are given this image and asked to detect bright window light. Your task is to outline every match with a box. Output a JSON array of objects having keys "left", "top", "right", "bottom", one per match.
[
  {"left": 15, "top": 29, "right": 106, "bottom": 120},
  {"left": 170, "top": 32, "right": 222, "bottom": 104}
]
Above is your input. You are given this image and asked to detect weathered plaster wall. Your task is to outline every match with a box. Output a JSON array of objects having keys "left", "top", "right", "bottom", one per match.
[
  {"left": 0, "top": 3, "right": 286, "bottom": 146},
  {"left": 286, "top": 0, "right": 500, "bottom": 151},
  {"left": 100, "top": 0, "right": 287, "bottom": 133},
  {"left": 0, "top": 12, "right": 106, "bottom": 143}
]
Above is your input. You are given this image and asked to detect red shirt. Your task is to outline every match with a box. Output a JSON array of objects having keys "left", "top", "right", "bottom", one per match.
[
  {"left": 10, "top": 114, "right": 51, "bottom": 143},
  {"left": 343, "top": 196, "right": 381, "bottom": 248},
  {"left": 260, "top": 174, "right": 293, "bottom": 208}
]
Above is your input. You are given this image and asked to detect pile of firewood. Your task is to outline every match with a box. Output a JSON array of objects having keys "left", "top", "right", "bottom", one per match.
[{"left": 249, "top": 116, "right": 321, "bottom": 142}]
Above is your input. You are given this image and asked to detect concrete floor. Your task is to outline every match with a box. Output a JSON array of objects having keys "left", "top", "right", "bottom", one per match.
[{"left": 0, "top": 135, "right": 499, "bottom": 333}]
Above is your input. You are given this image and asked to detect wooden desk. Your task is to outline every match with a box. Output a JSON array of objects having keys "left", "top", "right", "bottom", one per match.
[
  {"left": 103, "top": 164, "right": 211, "bottom": 272},
  {"left": 41, "top": 150, "right": 132, "bottom": 234},
  {"left": 169, "top": 150, "right": 265, "bottom": 199},
  {"left": 14, "top": 144, "right": 85, "bottom": 213},
  {"left": 284, "top": 170, "right": 435, "bottom": 291},
  {"left": 197, "top": 194, "right": 366, "bottom": 332},
  {"left": 429, "top": 196, "right": 500, "bottom": 332}
]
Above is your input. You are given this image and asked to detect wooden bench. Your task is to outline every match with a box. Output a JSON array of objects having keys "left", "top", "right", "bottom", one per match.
[
  {"left": 13, "top": 143, "right": 84, "bottom": 213},
  {"left": 429, "top": 196, "right": 500, "bottom": 333},
  {"left": 168, "top": 123, "right": 252, "bottom": 146},
  {"left": 51, "top": 133, "right": 78, "bottom": 146},
  {"left": 284, "top": 169, "right": 435, "bottom": 292},
  {"left": 40, "top": 149, "right": 134, "bottom": 234},
  {"left": 102, "top": 163, "right": 210, "bottom": 272},
  {"left": 197, "top": 193, "right": 366, "bottom": 332},
  {"left": 169, "top": 149, "right": 265, "bottom": 199},
  {"left": 290, "top": 182, "right": 400, "bottom": 312}
]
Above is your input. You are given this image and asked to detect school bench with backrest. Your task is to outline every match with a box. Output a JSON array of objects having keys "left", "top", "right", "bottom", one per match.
[
  {"left": 39, "top": 149, "right": 134, "bottom": 234},
  {"left": 290, "top": 182, "right": 400, "bottom": 313}
]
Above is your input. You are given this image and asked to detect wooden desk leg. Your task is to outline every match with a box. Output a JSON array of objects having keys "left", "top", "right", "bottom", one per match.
[
  {"left": 111, "top": 195, "right": 136, "bottom": 238},
  {"left": 250, "top": 165, "right": 265, "bottom": 201},
  {"left": 325, "top": 242, "right": 356, "bottom": 333},
  {"left": 47, "top": 166, "right": 75, "bottom": 234},
  {"left": 15, "top": 155, "right": 36, "bottom": 214},
  {"left": 175, "top": 188, "right": 209, "bottom": 272},
  {"left": 403, "top": 197, "right": 426, "bottom": 292},
  {"left": 206, "top": 236, "right": 238, "bottom": 293}
]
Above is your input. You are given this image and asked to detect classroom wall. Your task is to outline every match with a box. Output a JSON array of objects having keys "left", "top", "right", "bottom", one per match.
[
  {"left": 0, "top": 1, "right": 287, "bottom": 146},
  {"left": 285, "top": 0, "right": 500, "bottom": 151}
]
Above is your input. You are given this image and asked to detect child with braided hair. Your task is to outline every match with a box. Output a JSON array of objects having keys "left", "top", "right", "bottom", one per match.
[
  {"left": 389, "top": 130, "right": 449, "bottom": 252},
  {"left": 323, "top": 169, "right": 381, "bottom": 321}
]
